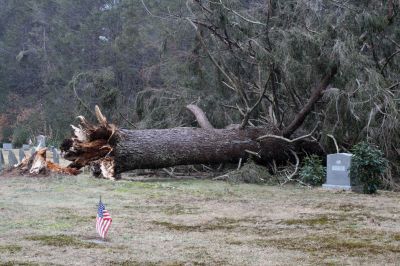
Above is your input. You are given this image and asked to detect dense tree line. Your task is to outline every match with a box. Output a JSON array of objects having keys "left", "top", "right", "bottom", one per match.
[{"left": 0, "top": 0, "right": 399, "bottom": 182}]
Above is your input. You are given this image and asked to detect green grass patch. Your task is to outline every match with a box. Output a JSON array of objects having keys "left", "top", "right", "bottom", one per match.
[
  {"left": 225, "top": 239, "right": 245, "bottom": 245},
  {"left": 0, "top": 262, "right": 40, "bottom": 266},
  {"left": 282, "top": 215, "right": 330, "bottom": 226},
  {"left": 152, "top": 221, "right": 200, "bottom": 231},
  {"left": 108, "top": 261, "right": 209, "bottom": 266},
  {"left": 393, "top": 233, "right": 400, "bottom": 241},
  {"left": 152, "top": 217, "right": 241, "bottom": 232},
  {"left": 253, "top": 235, "right": 400, "bottom": 256},
  {"left": 163, "top": 204, "right": 200, "bottom": 215},
  {"left": 57, "top": 211, "right": 93, "bottom": 223},
  {"left": 25, "top": 235, "right": 100, "bottom": 248},
  {"left": 0, "top": 244, "right": 22, "bottom": 254},
  {"left": 337, "top": 203, "right": 365, "bottom": 212}
]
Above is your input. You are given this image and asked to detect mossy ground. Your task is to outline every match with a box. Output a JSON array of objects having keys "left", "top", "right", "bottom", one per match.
[
  {"left": 25, "top": 235, "right": 100, "bottom": 248},
  {"left": 0, "top": 175, "right": 399, "bottom": 265}
]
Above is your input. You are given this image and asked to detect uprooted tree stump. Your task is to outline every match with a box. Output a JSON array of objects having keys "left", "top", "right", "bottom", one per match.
[{"left": 3, "top": 148, "right": 80, "bottom": 177}]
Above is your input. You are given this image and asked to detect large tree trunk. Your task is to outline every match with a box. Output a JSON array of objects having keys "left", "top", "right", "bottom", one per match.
[
  {"left": 115, "top": 127, "right": 287, "bottom": 173},
  {"left": 60, "top": 107, "right": 323, "bottom": 180}
]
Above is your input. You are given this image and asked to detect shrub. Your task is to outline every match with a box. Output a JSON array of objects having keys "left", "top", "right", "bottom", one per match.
[
  {"left": 227, "top": 161, "right": 274, "bottom": 184},
  {"left": 350, "top": 142, "right": 387, "bottom": 194},
  {"left": 1, "top": 126, "right": 13, "bottom": 143},
  {"left": 12, "top": 126, "right": 30, "bottom": 148},
  {"left": 299, "top": 155, "right": 326, "bottom": 186}
]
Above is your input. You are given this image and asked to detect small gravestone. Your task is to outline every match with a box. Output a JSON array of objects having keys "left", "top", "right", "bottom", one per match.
[
  {"left": 8, "top": 150, "right": 18, "bottom": 167},
  {"left": 0, "top": 150, "right": 4, "bottom": 171},
  {"left": 323, "top": 153, "right": 352, "bottom": 190},
  {"left": 22, "top": 144, "right": 30, "bottom": 150},
  {"left": 36, "top": 135, "right": 46, "bottom": 149},
  {"left": 19, "top": 149, "right": 25, "bottom": 162},
  {"left": 51, "top": 147, "right": 59, "bottom": 164},
  {"left": 3, "top": 143, "right": 13, "bottom": 150},
  {"left": 0, "top": 150, "right": 4, "bottom": 165}
]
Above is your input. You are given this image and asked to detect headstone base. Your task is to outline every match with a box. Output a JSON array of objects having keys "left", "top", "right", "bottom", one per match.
[{"left": 322, "top": 184, "right": 351, "bottom": 190}]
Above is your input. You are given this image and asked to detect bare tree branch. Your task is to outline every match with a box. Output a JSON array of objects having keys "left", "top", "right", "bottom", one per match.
[
  {"left": 239, "top": 72, "right": 271, "bottom": 129},
  {"left": 186, "top": 104, "right": 214, "bottom": 129},
  {"left": 282, "top": 65, "right": 338, "bottom": 138}
]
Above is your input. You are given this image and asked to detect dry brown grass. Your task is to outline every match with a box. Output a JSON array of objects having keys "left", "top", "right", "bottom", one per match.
[{"left": 0, "top": 175, "right": 400, "bottom": 265}]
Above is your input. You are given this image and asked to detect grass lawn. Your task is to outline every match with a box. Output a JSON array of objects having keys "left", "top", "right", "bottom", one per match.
[{"left": 0, "top": 175, "right": 400, "bottom": 265}]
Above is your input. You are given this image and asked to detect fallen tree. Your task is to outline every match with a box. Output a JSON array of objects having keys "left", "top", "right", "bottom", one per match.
[
  {"left": 2, "top": 66, "right": 336, "bottom": 179},
  {"left": 56, "top": 105, "right": 323, "bottom": 180},
  {"left": 58, "top": 66, "right": 336, "bottom": 180}
]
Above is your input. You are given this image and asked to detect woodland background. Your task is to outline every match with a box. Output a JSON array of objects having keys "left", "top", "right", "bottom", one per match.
[{"left": 0, "top": 0, "right": 399, "bottom": 181}]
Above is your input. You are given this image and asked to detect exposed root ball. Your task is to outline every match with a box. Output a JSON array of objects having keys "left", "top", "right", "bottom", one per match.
[{"left": 61, "top": 105, "right": 119, "bottom": 180}]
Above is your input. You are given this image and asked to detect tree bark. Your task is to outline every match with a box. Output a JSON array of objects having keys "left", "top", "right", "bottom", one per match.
[{"left": 114, "top": 127, "right": 290, "bottom": 174}]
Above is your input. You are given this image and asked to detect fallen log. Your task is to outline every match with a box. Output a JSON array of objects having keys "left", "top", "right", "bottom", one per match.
[{"left": 60, "top": 106, "right": 323, "bottom": 180}]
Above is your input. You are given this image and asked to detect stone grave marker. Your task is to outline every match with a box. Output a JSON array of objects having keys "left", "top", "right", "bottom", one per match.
[
  {"left": 322, "top": 153, "right": 352, "bottom": 190},
  {"left": 36, "top": 135, "right": 46, "bottom": 149},
  {"left": 0, "top": 150, "right": 4, "bottom": 165},
  {"left": 8, "top": 150, "right": 18, "bottom": 167},
  {"left": 3, "top": 143, "right": 13, "bottom": 150},
  {"left": 22, "top": 144, "right": 30, "bottom": 150},
  {"left": 51, "top": 146, "right": 59, "bottom": 164},
  {"left": 19, "top": 149, "right": 26, "bottom": 162},
  {"left": 0, "top": 150, "right": 4, "bottom": 171}
]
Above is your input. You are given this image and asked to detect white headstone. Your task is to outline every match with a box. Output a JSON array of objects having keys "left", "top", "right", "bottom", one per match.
[
  {"left": 0, "top": 150, "right": 4, "bottom": 165},
  {"left": 0, "top": 150, "right": 4, "bottom": 171},
  {"left": 323, "top": 153, "right": 352, "bottom": 190},
  {"left": 22, "top": 144, "right": 30, "bottom": 150},
  {"left": 51, "top": 147, "right": 59, "bottom": 164},
  {"left": 3, "top": 143, "right": 13, "bottom": 150},
  {"left": 8, "top": 150, "right": 18, "bottom": 166},
  {"left": 36, "top": 135, "right": 46, "bottom": 150},
  {"left": 19, "top": 149, "right": 25, "bottom": 162}
]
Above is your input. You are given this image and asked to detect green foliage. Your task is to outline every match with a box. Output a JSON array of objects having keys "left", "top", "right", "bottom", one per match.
[
  {"left": 299, "top": 155, "right": 326, "bottom": 186},
  {"left": 350, "top": 142, "right": 387, "bottom": 194},
  {"left": 228, "top": 161, "right": 276, "bottom": 184},
  {"left": 1, "top": 127, "right": 13, "bottom": 143},
  {"left": 12, "top": 126, "right": 30, "bottom": 148}
]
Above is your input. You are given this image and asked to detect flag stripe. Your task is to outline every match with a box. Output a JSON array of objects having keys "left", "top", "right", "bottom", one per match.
[{"left": 96, "top": 200, "right": 112, "bottom": 239}]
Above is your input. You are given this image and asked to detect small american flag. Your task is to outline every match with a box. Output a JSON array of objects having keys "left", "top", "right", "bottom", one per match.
[{"left": 96, "top": 198, "right": 112, "bottom": 239}]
